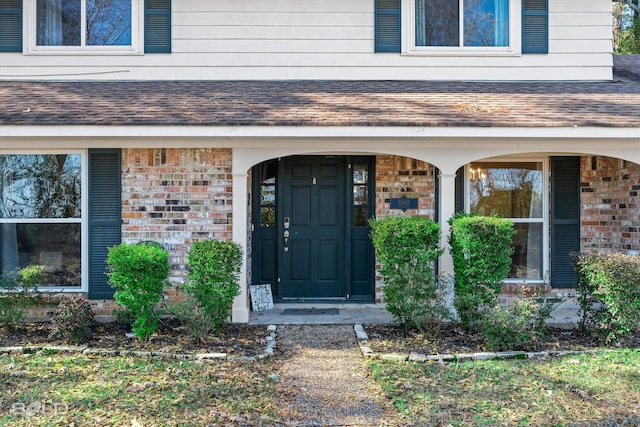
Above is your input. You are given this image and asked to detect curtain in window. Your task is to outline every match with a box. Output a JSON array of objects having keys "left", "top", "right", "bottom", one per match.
[
  {"left": 37, "top": 0, "right": 63, "bottom": 45},
  {"left": 494, "top": 0, "right": 509, "bottom": 46}
]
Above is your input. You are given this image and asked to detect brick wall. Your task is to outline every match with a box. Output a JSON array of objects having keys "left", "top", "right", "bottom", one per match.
[
  {"left": 581, "top": 156, "right": 640, "bottom": 255},
  {"left": 374, "top": 155, "right": 437, "bottom": 302},
  {"left": 121, "top": 148, "right": 234, "bottom": 286},
  {"left": 375, "top": 155, "right": 437, "bottom": 218}
]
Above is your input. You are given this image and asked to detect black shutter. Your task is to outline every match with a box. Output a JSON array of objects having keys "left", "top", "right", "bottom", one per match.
[
  {"left": 551, "top": 157, "right": 580, "bottom": 288},
  {"left": 88, "top": 149, "right": 121, "bottom": 299},
  {"left": 522, "top": 0, "right": 548, "bottom": 54},
  {"left": 0, "top": 0, "right": 22, "bottom": 52},
  {"left": 145, "top": 0, "right": 171, "bottom": 53},
  {"left": 454, "top": 166, "right": 465, "bottom": 213},
  {"left": 375, "top": 0, "right": 400, "bottom": 52}
]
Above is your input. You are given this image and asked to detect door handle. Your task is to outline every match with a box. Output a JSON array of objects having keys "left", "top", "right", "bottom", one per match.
[{"left": 283, "top": 230, "right": 289, "bottom": 252}]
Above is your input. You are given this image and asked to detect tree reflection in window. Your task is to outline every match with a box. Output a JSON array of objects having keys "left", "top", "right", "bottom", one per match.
[
  {"left": 259, "top": 160, "right": 277, "bottom": 227},
  {"left": 353, "top": 163, "right": 369, "bottom": 226},
  {"left": 469, "top": 162, "right": 544, "bottom": 279},
  {"left": 0, "top": 154, "right": 82, "bottom": 287}
]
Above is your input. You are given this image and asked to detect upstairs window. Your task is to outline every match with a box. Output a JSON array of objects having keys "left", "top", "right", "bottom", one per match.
[
  {"left": 407, "top": 0, "right": 517, "bottom": 54},
  {"left": 15, "top": 0, "right": 171, "bottom": 54},
  {"left": 36, "top": 0, "right": 131, "bottom": 47},
  {"left": 375, "top": 0, "right": 548, "bottom": 55},
  {"left": 415, "top": 0, "right": 509, "bottom": 47}
]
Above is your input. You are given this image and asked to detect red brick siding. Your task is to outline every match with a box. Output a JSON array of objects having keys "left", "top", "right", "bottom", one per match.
[
  {"left": 374, "top": 155, "right": 437, "bottom": 302},
  {"left": 121, "top": 148, "right": 233, "bottom": 287},
  {"left": 581, "top": 156, "right": 640, "bottom": 254}
]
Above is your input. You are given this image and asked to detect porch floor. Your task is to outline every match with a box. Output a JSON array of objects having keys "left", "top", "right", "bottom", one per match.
[
  {"left": 248, "top": 301, "right": 580, "bottom": 328},
  {"left": 249, "top": 303, "right": 395, "bottom": 325}
]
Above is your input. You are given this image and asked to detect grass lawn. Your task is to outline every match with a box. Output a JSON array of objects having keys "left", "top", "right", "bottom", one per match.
[
  {"left": 369, "top": 349, "right": 640, "bottom": 426},
  {"left": 1, "top": 352, "right": 279, "bottom": 426}
]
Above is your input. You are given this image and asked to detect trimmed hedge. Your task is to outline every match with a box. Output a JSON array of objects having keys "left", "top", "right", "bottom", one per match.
[
  {"left": 183, "top": 240, "right": 243, "bottom": 335},
  {"left": 573, "top": 252, "right": 640, "bottom": 342},
  {"left": 370, "top": 216, "right": 451, "bottom": 331},
  {"left": 107, "top": 243, "right": 170, "bottom": 340},
  {"left": 448, "top": 213, "right": 515, "bottom": 329}
]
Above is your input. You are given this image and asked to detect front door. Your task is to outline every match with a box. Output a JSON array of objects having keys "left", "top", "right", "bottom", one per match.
[
  {"left": 279, "top": 157, "right": 346, "bottom": 298},
  {"left": 251, "top": 156, "right": 375, "bottom": 301}
]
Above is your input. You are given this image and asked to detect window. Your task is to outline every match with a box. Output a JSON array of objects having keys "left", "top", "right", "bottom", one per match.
[
  {"left": 259, "top": 160, "right": 277, "bottom": 228},
  {"left": 36, "top": 0, "right": 131, "bottom": 47},
  {"left": 468, "top": 160, "right": 547, "bottom": 280},
  {"left": 407, "top": 0, "right": 518, "bottom": 54},
  {"left": 415, "top": 0, "right": 509, "bottom": 47},
  {"left": 0, "top": 153, "right": 85, "bottom": 289},
  {"left": 15, "top": 0, "right": 171, "bottom": 54},
  {"left": 352, "top": 163, "right": 370, "bottom": 227}
]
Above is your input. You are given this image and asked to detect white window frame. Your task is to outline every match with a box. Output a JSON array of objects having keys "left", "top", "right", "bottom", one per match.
[
  {"left": 465, "top": 157, "right": 549, "bottom": 283},
  {"left": 24, "top": 0, "right": 144, "bottom": 55},
  {"left": 402, "top": 0, "right": 522, "bottom": 56},
  {"left": 0, "top": 150, "right": 88, "bottom": 292}
]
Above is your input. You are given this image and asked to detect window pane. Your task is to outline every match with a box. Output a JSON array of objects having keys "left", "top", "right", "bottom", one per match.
[
  {"left": 353, "top": 207, "right": 368, "bottom": 227},
  {"left": 1, "top": 223, "right": 81, "bottom": 287},
  {"left": 353, "top": 185, "right": 368, "bottom": 206},
  {"left": 464, "top": 0, "right": 509, "bottom": 46},
  {"left": 261, "top": 186, "right": 275, "bottom": 206},
  {"left": 86, "top": 0, "right": 132, "bottom": 46},
  {"left": 260, "top": 207, "right": 276, "bottom": 228},
  {"left": 0, "top": 154, "right": 82, "bottom": 219},
  {"left": 415, "top": 0, "right": 459, "bottom": 46},
  {"left": 469, "top": 162, "right": 543, "bottom": 219},
  {"left": 510, "top": 222, "right": 543, "bottom": 279},
  {"left": 37, "top": 0, "right": 81, "bottom": 46},
  {"left": 353, "top": 165, "right": 368, "bottom": 184}
]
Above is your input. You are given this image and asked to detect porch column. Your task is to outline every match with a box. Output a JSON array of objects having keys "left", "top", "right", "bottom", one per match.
[
  {"left": 231, "top": 171, "right": 250, "bottom": 323},
  {"left": 438, "top": 171, "right": 457, "bottom": 314}
]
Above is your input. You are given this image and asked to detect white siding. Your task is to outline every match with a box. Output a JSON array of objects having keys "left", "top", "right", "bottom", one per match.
[{"left": 0, "top": 0, "right": 613, "bottom": 81}]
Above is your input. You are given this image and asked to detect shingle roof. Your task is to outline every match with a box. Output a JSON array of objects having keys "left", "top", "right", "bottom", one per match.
[{"left": 2, "top": 55, "right": 639, "bottom": 128}]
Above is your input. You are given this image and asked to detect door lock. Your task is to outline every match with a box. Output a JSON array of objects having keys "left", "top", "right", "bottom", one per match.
[{"left": 283, "top": 230, "right": 289, "bottom": 252}]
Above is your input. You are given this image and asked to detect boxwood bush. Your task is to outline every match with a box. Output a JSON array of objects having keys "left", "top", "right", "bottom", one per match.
[
  {"left": 448, "top": 213, "right": 515, "bottom": 330},
  {"left": 182, "top": 240, "right": 243, "bottom": 335},
  {"left": 107, "top": 243, "right": 169, "bottom": 340},
  {"left": 370, "top": 215, "right": 451, "bottom": 332}
]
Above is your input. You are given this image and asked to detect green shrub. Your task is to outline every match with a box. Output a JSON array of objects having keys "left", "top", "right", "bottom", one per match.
[
  {"left": 107, "top": 243, "right": 170, "bottom": 340},
  {"left": 182, "top": 240, "right": 243, "bottom": 335},
  {"left": 573, "top": 252, "right": 640, "bottom": 343},
  {"left": 0, "top": 265, "right": 45, "bottom": 329},
  {"left": 50, "top": 296, "right": 95, "bottom": 344},
  {"left": 370, "top": 216, "right": 451, "bottom": 332},
  {"left": 448, "top": 213, "right": 515, "bottom": 330},
  {"left": 479, "top": 290, "right": 558, "bottom": 351}
]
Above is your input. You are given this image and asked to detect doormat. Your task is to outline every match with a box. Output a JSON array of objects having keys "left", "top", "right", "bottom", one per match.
[{"left": 281, "top": 308, "right": 339, "bottom": 316}]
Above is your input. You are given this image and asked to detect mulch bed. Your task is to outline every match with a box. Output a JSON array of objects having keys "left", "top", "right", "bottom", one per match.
[
  {"left": 364, "top": 323, "right": 640, "bottom": 355},
  {"left": 0, "top": 318, "right": 268, "bottom": 357}
]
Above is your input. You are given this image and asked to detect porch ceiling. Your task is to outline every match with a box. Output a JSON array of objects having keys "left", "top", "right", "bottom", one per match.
[{"left": 1, "top": 56, "right": 640, "bottom": 129}]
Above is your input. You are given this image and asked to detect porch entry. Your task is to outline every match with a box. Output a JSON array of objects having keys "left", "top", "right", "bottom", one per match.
[{"left": 252, "top": 156, "right": 375, "bottom": 302}]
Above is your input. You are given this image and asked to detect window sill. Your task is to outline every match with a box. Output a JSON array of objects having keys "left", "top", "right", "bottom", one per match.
[
  {"left": 403, "top": 47, "right": 521, "bottom": 57},
  {"left": 24, "top": 47, "right": 143, "bottom": 56}
]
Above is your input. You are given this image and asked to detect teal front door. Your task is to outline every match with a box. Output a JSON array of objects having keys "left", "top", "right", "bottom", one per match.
[
  {"left": 251, "top": 156, "right": 375, "bottom": 301},
  {"left": 279, "top": 157, "right": 346, "bottom": 298}
]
